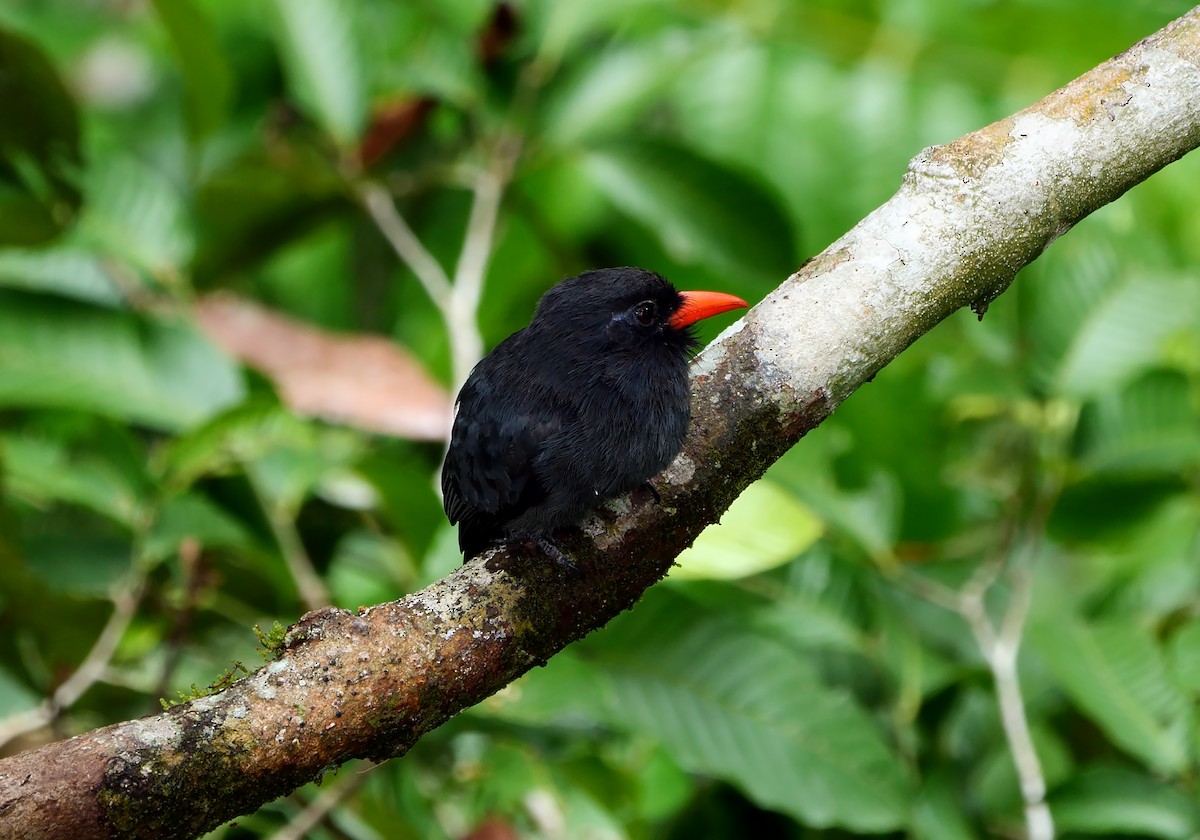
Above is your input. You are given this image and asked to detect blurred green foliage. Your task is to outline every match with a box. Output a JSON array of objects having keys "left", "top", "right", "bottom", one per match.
[{"left": 2, "top": 0, "right": 1200, "bottom": 837}]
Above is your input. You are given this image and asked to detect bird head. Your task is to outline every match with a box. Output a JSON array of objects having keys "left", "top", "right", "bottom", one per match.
[{"left": 531, "top": 267, "right": 748, "bottom": 358}]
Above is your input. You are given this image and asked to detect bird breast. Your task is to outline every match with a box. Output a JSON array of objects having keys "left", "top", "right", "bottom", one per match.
[{"left": 577, "top": 350, "right": 690, "bottom": 490}]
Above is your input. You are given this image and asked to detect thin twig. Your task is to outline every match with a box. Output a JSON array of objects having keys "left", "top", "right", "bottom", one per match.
[
  {"left": 356, "top": 179, "right": 484, "bottom": 395},
  {"left": 0, "top": 706, "right": 51, "bottom": 752},
  {"left": 445, "top": 137, "right": 523, "bottom": 390},
  {"left": 359, "top": 74, "right": 529, "bottom": 397},
  {"left": 918, "top": 563, "right": 1052, "bottom": 840},
  {"left": 982, "top": 553, "right": 1052, "bottom": 840},
  {"left": 901, "top": 432, "right": 1067, "bottom": 840},
  {"left": 152, "top": 538, "right": 207, "bottom": 706},
  {"left": 55, "top": 572, "right": 148, "bottom": 709},
  {"left": 247, "top": 466, "right": 330, "bottom": 611},
  {"left": 896, "top": 566, "right": 966, "bottom": 613},
  {"left": 961, "top": 492, "right": 1026, "bottom": 604},
  {"left": 998, "top": 469, "right": 1066, "bottom": 840},
  {"left": 266, "top": 762, "right": 375, "bottom": 840},
  {"left": 358, "top": 182, "right": 453, "bottom": 310},
  {"left": 0, "top": 552, "right": 152, "bottom": 750}
]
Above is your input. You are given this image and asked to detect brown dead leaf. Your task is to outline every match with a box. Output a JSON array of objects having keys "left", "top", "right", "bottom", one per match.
[
  {"left": 196, "top": 293, "right": 452, "bottom": 441},
  {"left": 462, "top": 817, "right": 520, "bottom": 840}
]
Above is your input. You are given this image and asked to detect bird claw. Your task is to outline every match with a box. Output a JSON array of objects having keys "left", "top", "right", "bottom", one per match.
[
  {"left": 531, "top": 535, "right": 583, "bottom": 576},
  {"left": 640, "top": 481, "right": 662, "bottom": 503}
]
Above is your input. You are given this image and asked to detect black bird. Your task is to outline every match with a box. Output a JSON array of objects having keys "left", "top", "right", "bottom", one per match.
[{"left": 441, "top": 267, "right": 748, "bottom": 561}]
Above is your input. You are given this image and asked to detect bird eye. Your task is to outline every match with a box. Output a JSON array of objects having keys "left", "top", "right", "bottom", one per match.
[{"left": 634, "top": 301, "right": 657, "bottom": 326}]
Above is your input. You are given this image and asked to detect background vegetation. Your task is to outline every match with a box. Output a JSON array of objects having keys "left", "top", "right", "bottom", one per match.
[{"left": 2, "top": 0, "right": 1200, "bottom": 837}]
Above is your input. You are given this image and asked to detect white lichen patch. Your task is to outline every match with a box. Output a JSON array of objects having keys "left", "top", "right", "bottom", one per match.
[
  {"left": 604, "top": 495, "right": 632, "bottom": 516},
  {"left": 687, "top": 316, "right": 749, "bottom": 384},
  {"left": 1005, "top": 112, "right": 1085, "bottom": 189},
  {"left": 712, "top": 315, "right": 747, "bottom": 345},
  {"left": 406, "top": 563, "right": 498, "bottom": 625},
  {"left": 252, "top": 670, "right": 280, "bottom": 701},
  {"left": 662, "top": 453, "right": 695, "bottom": 485},
  {"left": 131, "top": 714, "right": 183, "bottom": 750}
]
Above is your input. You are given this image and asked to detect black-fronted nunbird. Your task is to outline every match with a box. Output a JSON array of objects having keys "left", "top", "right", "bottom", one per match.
[{"left": 441, "top": 267, "right": 748, "bottom": 562}]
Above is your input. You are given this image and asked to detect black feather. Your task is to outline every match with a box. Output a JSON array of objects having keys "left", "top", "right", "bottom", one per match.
[{"left": 441, "top": 267, "right": 697, "bottom": 558}]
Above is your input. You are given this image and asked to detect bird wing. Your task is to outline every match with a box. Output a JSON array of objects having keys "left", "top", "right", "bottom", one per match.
[
  {"left": 441, "top": 377, "right": 564, "bottom": 526},
  {"left": 442, "top": 415, "right": 560, "bottom": 524}
]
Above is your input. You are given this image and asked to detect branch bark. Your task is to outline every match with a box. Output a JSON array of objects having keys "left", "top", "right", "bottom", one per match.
[{"left": 3, "top": 8, "right": 1200, "bottom": 839}]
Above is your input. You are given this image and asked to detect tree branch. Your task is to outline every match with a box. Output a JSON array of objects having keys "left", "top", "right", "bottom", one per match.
[
  {"left": 446, "top": 137, "right": 521, "bottom": 390},
  {"left": 2, "top": 8, "right": 1199, "bottom": 839},
  {"left": 358, "top": 129, "right": 522, "bottom": 394},
  {"left": 357, "top": 182, "right": 453, "bottom": 310}
]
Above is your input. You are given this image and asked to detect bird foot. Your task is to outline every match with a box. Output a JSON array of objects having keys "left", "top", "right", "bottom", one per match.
[{"left": 528, "top": 534, "right": 582, "bottom": 576}]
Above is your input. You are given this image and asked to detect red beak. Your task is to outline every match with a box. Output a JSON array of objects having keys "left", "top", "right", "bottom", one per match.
[{"left": 669, "top": 290, "right": 749, "bottom": 329}]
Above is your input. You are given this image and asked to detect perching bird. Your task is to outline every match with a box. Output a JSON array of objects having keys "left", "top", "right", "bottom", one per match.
[{"left": 440, "top": 267, "right": 748, "bottom": 561}]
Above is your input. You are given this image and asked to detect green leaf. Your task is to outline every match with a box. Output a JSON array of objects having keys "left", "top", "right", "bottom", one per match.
[
  {"left": 144, "top": 493, "right": 258, "bottom": 563},
  {"left": 876, "top": 585, "right": 964, "bottom": 707},
  {"left": 424, "top": 0, "right": 493, "bottom": 32},
  {"left": 541, "top": 38, "right": 696, "bottom": 147},
  {"left": 0, "top": 185, "right": 63, "bottom": 248},
  {"left": 1055, "top": 272, "right": 1198, "bottom": 397},
  {"left": 26, "top": 536, "right": 130, "bottom": 597},
  {"left": 151, "top": 0, "right": 233, "bottom": 141},
  {"left": 0, "top": 666, "right": 39, "bottom": 717},
  {"left": 769, "top": 426, "right": 906, "bottom": 563},
  {"left": 474, "top": 650, "right": 613, "bottom": 727},
  {"left": 326, "top": 530, "right": 411, "bottom": 607},
  {"left": 0, "top": 26, "right": 82, "bottom": 245},
  {"left": 591, "top": 593, "right": 912, "bottom": 831},
  {"left": 735, "top": 548, "right": 879, "bottom": 659},
  {"left": 1051, "top": 765, "right": 1198, "bottom": 839},
  {"left": 270, "top": 0, "right": 366, "bottom": 144},
  {"left": 0, "top": 246, "right": 123, "bottom": 306},
  {"left": 671, "top": 480, "right": 821, "bottom": 580},
  {"left": 1077, "top": 370, "right": 1200, "bottom": 474},
  {"left": 157, "top": 401, "right": 308, "bottom": 490},
  {"left": 1167, "top": 620, "right": 1200, "bottom": 695},
  {"left": 1049, "top": 493, "right": 1200, "bottom": 620},
  {"left": 631, "top": 745, "right": 694, "bottom": 822},
  {"left": 0, "top": 291, "right": 244, "bottom": 430},
  {"left": 192, "top": 150, "right": 344, "bottom": 284},
  {"left": 580, "top": 139, "right": 795, "bottom": 279},
  {"left": 526, "top": 0, "right": 672, "bottom": 65},
  {"left": 79, "top": 155, "right": 194, "bottom": 275},
  {"left": 1029, "top": 613, "right": 1190, "bottom": 774},
  {"left": 1, "top": 433, "right": 146, "bottom": 526},
  {"left": 253, "top": 431, "right": 366, "bottom": 515},
  {"left": 973, "top": 724, "right": 1075, "bottom": 816},
  {"left": 911, "top": 768, "right": 978, "bottom": 840},
  {"left": 748, "top": 593, "right": 869, "bottom": 655},
  {"left": 1028, "top": 245, "right": 1200, "bottom": 398},
  {"left": 363, "top": 5, "right": 483, "bottom": 106}
]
